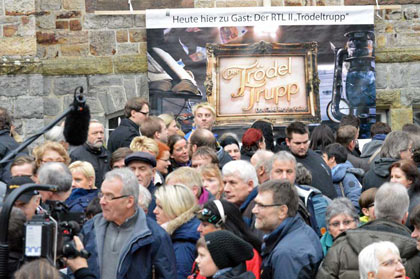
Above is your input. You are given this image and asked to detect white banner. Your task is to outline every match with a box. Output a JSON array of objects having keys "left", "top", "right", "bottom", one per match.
[{"left": 146, "top": 6, "right": 374, "bottom": 29}]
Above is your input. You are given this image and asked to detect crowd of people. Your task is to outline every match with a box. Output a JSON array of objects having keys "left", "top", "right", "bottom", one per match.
[{"left": 1, "top": 98, "right": 420, "bottom": 279}]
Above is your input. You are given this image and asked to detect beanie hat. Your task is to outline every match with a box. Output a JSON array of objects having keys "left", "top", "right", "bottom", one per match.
[
  {"left": 241, "top": 128, "right": 263, "bottom": 147},
  {"left": 220, "top": 136, "right": 240, "bottom": 149},
  {"left": 204, "top": 230, "right": 254, "bottom": 269}
]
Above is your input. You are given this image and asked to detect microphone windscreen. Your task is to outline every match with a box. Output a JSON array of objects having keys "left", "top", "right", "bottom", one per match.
[{"left": 64, "top": 105, "right": 91, "bottom": 146}]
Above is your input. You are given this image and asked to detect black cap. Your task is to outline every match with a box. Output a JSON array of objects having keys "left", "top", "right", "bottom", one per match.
[
  {"left": 204, "top": 230, "right": 254, "bottom": 269},
  {"left": 124, "top": 151, "right": 156, "bottom": 167},
  {"left": 7, "top": 176, "right": 38, "bottom": 203}
]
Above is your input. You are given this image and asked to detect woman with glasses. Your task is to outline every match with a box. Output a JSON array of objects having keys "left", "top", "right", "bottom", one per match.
[
  {"left": 389, "top": 159, "right": 420, "bottom": 229},
  {"left": 320, "top": 198, "right": 359, "bottom": 256},
  {"left": 153, "top": 184, "right": 201, "bottom": 279},
  {"left": 32, "top": 140, "right": 71, "bottom": 170},
  {"left": 190, "top": 199, "right": 262, "bottom": 279}
]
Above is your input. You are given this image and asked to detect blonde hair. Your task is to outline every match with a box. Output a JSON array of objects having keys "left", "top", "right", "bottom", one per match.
[
  {"left": 69, "top": 161, "right": 96, "bottom": 184},
  {"left": 158, "top": 113, "right": 175, "bottom": 128},
  {"left": 192, "top": 102, "right": 216, "bottom": 117},
  {"left": 155, "top": 184, "right": 197, "bottom": 219},
  {"left": 199, "top": 164, "right": 223, "bottom": 199},
  {"left": 130, "top": 136, "right": 159, "bottom": 157},
  {"left": 32, "top": 141, "right": 71, "bottom": 168},
  {"left": 165, "top": 167, "right": 203, "bottom": 196}
]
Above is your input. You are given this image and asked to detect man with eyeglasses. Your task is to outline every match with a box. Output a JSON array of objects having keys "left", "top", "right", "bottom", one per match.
[
  {"left": 252, "top": 179, "right": 323, "bottom": 279},
  {"left": 80, "top": 168, "right": 176, "bottom": 279},
  {"left": 107, "top": 97, "right": 150, "bottom": 153},
  {"left": 317, "top": 182, "right": 420, "bottom": 279}
]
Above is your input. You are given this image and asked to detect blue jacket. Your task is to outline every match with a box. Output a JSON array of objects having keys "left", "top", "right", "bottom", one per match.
[
  {"left": 80, "top": 208, "right": 177, "bottom": 279},
  {"left": 65, "top": 188, "right": 98, "bottom": 213},
  {"left": 331, "top": 161, "right": 362, "bottom": 212},
  {"left": 261, "top": 215, "right": 323, "bottom": 279}
]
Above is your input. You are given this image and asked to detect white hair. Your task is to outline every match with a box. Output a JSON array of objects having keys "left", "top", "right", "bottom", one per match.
[
  {"left": 138, "top": 184, "right": 152, "bottom": 212},
  {"left": 359, "top": 241, "right": 401, "bottom": 279},
  {"left": 375, "top": 182, "right": 409, "bottom": 222},
  {"left": 222, "top": 160, "right": 258, "bottom": 187}
]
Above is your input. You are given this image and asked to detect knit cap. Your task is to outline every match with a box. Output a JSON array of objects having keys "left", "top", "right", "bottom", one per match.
[
  {"left": 204, "top": 230, "right": 254, "bottom": 269},
  {"left": 241, "top": 128, "right": 263, "bottom": 147}
]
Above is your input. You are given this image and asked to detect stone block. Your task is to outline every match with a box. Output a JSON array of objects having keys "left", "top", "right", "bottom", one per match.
[
  {"left": 37, "top": 13, "right": 56, "bottom": 29},
  {"left": 376, "top": 89, "right": 400, "bottom": 107},
  {"left": 0, "top": 98, "right": 14, "bottom": 113},
  {"left": 17, "top": 15, "right": 35, "bottom": 36},
  {"left": 107, "top": 16, "right": 133, "bottom": 29},
  {"left": 43, "top": 97, "right": 61, "bottom": 116},
  {"left": 54, "top": 76, "right": 88, "bottom": 96},
  {"left": 117, "top": 43, "right": 139, "bottom": 55},
  {"left": 60, "top": 44, "right": 89, "bottom": 56},
  {"left": 0, "top": 75, "right": 28, "bottom": 97},
  {"left": 22, "top": 119, "right": 45, "bottom": 135},
  {"left": 89, "top": 75, "right": 123, "bottom": 87},
  {"left": 97, "top": 89, "right": 113, "bottom": 114},
  {"left": 114, "top": 55, "right": 147, "bottom": 73},
  {"left": 56, "top": 20, "right": 69, "bottom": 29},
  {"left": 89, "top": 31, "right": 116, "bottom": 56},
  {"left": 376, "top": 34, "right": 386, "bottom": 49},
  {"left": 136, "top": 74, "right": 149, "bottom": 98},
  {"left": 225, "top": 0, "right": 259, "bottom": 6},
  {"left": 57, "top": 11, "right": 81, "bottom": 19},
  {"left": 37, "top": 45, "right": 60, "bottom": 58},
  {"left": 389, "top": 63, "right": 409, "bottom": 89},
  {"left": 139, "top": 42, "right": 147, "bottom": 56},
  {"left": 0, "top": 16, "right": 20, "bottom": 24},
  {"left": 40, "top": 0, "right": 61, "bottom": 11},
  {"left": 408, "top": 63, "right": 420, "bottom": 87},
  {"left": 195, "top": 0, "right": 214, "bottom": 8},
  {"left": 123, "top": 77, "right": 137, "bottom": 99},
  {"left": 108, "top": 86, "right": 127, "bottom": 111},
  {"left": 42, "top": 57, "right": 113, "bottom": 75},
  {"left": 56, "top": 30, "right": 89, "bottom": 44},
  {"left": 0, "top": 37, "right": 36, "bottom": 56},
  {"left": 3, "top": 25, "right": 18, "bottom": 37},
  {"left": 4, "top": 0, "right": 35, "bottom": 14},
  {"left": 15, "top": 97, "right": 43, "bottom": 118},
  {"left": 29, "top": 74, "right": 45, "bottom": 96},
  {"left": 390, "top": 108, "right": 413, "bottom": 131},
  {"left": 43, "top": 76, "right": 54, "bottom": 95},
  {"left": 36, "top": 31, "right": 58, "bottom": 44},
  {"left": 401, "top": 88, "right": 420, "bottom": 107},
  {"left": 85, "top": 0, "right": 95, "bottom": 13},
  {"left": 63, "top": 95, "right": 103, "bottom": 114},
  {"left": 70, "top": 20, "right": 82, "bottom": 31},
  {"left": 129, "top": 29, "right": 146, "bottom": 43},
  {"left": 376, "top": 47, "right": 420, "bottom": 63},
  {"left": 83, "top": 14, "right": 109, "bottom": 29},
  {"left": 375, "top": 63, "right": 388, "bottom": 89},
  {"left": 384, "top": 9, "right": 402, "bottom": 20},
  {"left": 134, "top": 15, "right": 145, "bottom": 27},
  {"left": 62, "top": 0, "right": 84, "bottom": 10},
  {"left": 116, "top": 30, "right": 128, "bottom": 43},
  {"left": 404, "top": 5, "right": 419, "bottom": 19}
]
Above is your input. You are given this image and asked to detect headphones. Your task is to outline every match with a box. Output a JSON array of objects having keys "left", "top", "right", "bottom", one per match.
[{"left": 213, "top": 200, "right": 226, "bottom": 226}]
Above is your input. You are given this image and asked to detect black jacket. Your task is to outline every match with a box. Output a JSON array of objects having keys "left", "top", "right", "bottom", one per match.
[
  {"left": 70, "top": 143, "right": 111, "bottom": 188},
  {"left": 362, "top": 157, "right": 396, "bottom": 191},
  {"left": 0, "top": 130, "right": 23, "bottom": 183},
  {"left": 107, "top": 118, "right": 140, "bottom": 153}
]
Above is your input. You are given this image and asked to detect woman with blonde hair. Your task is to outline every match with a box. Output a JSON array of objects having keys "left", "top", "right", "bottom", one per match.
[
  {"left": 158, "top": 113, "right": 182, "bottom": 137},
  {"left": 32, "top": 140, "right": 71, "bottom": 169},
  {"left": 130, "top": 136, "right": 159, "bottom": 157},
  {"left": 65, "top": 160, "right": 98, "bottom": 212},
  {"left": 199, "top": 164, "right": 224, "bottom": 199},
  {"left": 153, "top": 184, "right": 201, "bottom": 279}
]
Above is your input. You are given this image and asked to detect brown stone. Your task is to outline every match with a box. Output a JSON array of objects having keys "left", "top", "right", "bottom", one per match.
[
  {"left": 390, "top": 108, "right": 413, "bottom": 130},
  {"left": 129, "top": 28, "right": 146, "bottom": 43},
  {"left": 61, "top": 44, "right": 89, "bottom": 56},
  {"left": 42, "top": 57, "right": 113, "bottom": 75},
  {"left": 113, "top": 55, "right": 147, "bottom": 73},
  {"left": 0, "top": 37, "right": 36, "bottom": 56},
  {"left": 3, "top": 25, "right": 18, "bottom": 37},
  {"left": 69, "top": 19, "right": 82, "bottom": 31},
  {"left": 225, "top": 0, "right": 259, "bottom": 6},
  {"left": 21, "top": 16, "right": 30, "bottom": 25},
  {"left": 36, "top": 31, "right": 58, "bottom": 44},
  {"left": 376, "top": 47, "right": 420, "bottom": 63},
  {"left": 62, "top": 0, "right": 84, "bottom": 10},
  {"left": 116, "top": 30, "right": 128, "bottom": 43},
  {"left": 376, "top": 89, "right": 400, "bottom": 107},
  {"left": 56, "top": 11, "right": 81, "bottom": 19},
  {"left": 56, "top": 20, "right": 69, "bottom": 29}
]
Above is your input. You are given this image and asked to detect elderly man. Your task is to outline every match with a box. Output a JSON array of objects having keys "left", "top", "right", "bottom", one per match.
[
  {"left": 37, "top": 162, "right": 72, "bottom": 202},
  {"left": 107, "top": 97, "right": 150, "bottom": 153},
  {"left": 81, "top": 168, "right": 176, "bottom": 279},
  {"left": 250, "top": 150, "right": 274, "bottom": 184},
  {"left": 317, "top": 182, "right": 420, "bottom": 279},
  {"left": 358, "top": 241, "right": 406, "bottom": 279},
  {"left": 252, "top": 179, "right": 323, "bottom": 278},
  {"left": 70, "top": 120, "right": 111, "bottom": 187}
]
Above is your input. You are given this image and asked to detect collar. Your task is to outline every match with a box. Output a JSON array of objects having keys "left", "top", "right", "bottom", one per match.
[{"left": 112, "top": 208, "right": 139, "bottom": 228}]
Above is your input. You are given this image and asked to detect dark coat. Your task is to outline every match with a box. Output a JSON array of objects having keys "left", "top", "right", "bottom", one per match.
[
  {"left": 213, "top": 263, "right": 256, "bottom": 279},
  {"left": 362, "top": 157, "right": 397, "bottom": 191},
  {"left": 107, "top": 118, "right": 140, "bottom": 153},
  {"left": 261, "top": 215, "right": 323, "bottom": 279},
  {"left": 70, "top": 143, "right": 111, "bottom": 188},
  {"left": 65, "top": 188, "right": 99, "bottom": 213},
  {"left": 316, "top": 219, "right": 420, "bottom": 279},
  {"left": 0, "top": 130, "right": 21, "bottom": 183},
  {"left": 80, "top": 209, "right": 177, "bottom": 279}
]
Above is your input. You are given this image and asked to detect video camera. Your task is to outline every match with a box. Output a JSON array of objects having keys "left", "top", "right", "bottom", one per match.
[{"left": 24, "top": 200, "right": 89, "bottom": 268}]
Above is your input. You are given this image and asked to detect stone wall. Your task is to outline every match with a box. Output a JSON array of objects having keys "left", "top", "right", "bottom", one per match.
[{"left": 0, "top": 0, "right": 419, "bottom": 140}]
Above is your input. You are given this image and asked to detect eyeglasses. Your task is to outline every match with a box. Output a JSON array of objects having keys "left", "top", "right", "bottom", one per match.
[
  {"left": 254, "top": 202, "right": 283, "bottom": 209},
  {"left": 98, "top": 192, "right": 130, "bottom": 201},
  {"left": 138, "top": 110, "right": 149, "bottom": 116},
  {"left": 380, "top": 258, "right": 406, "bottom": 267},
  {"left": 329, "top": 219, "right": 355, "bottom": 228},
  {"left": 42, "top": 158, "right": 65, "bottom": 163}
]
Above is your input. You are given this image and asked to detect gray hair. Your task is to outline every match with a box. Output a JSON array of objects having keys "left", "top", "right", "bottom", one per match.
[
  {"left": 295, "top": 163, "right": 312, "bottom": 185},
  {"left": 358, "top": 241, "right": 401, "bottom": 279},
  {"left": 379, "top": 131, "right": 412, "bottom": 159},
  {"left": 325, "top": 198, "right": 359, "bottom": 230},
  {"left": 266, "top": 151, "right": 296, "bottom": 174},
  {"left": 375, "top": 182, "right": 409, "bottom": 222},
  {"left": 138, "top": 184, "right": 152, "bottom": 212},
  {"left": 251, "top": 150, "right": 274, "bottom": 172},
  {"left": 37, "top": 162, "right": 72, "bottom": 193},
  {"left": 104, "top": 168, "right": 139, "bottom": 204},
  {"left": 44, "top": 126, "right": 65, "bottom": 142},
  {"left": 222, "top": 160, "right": 258, "bottom": 187}
]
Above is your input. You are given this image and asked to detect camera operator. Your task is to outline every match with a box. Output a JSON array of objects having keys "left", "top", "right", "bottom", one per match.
[
  {"left": 6, "top": 207, "right": 26, "bottom": 278},
  {"left": 63, "top": 236, "right": 96, "bottom": 279},
  {"left": 37, "top": 162, "right": 72, "bottom": 208}
]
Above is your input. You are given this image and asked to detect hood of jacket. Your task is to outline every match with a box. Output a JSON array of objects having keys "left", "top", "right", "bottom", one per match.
[
  {"left": 213, "top": 263, "right": 256, "bottom": 279},
  {"left": 372, "top": 157, "right": 397, "bottom": 178},
  {"left": 332, "top": 161, "right": 364, "bottom": 183},
  {"left": 360, "top": 139, "right": 384, "bottom": 158},
  {"left": 165, "top": 204, "right": 201, "bottom": 237}
]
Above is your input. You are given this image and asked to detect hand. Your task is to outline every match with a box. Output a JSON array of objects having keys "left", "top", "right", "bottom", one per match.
[{"left": 64, "top": 236, "right": 88, "bottom": 272}]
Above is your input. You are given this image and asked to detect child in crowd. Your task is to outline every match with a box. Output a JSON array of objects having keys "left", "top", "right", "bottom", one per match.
[{"left": 358, "top": 187, "right": 377, "bottom": 224}]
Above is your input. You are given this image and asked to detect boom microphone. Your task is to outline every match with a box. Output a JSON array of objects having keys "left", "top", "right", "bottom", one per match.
[{"left": 63, "top": 86, "right": 91, "bottom": 146}]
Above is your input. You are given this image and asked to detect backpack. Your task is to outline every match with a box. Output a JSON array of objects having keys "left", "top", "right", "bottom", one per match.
[{"left": 296, "top": 184, "right": 331, "bottom": 237}]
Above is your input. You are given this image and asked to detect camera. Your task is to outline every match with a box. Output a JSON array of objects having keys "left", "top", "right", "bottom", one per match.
[{"left": 24, "top": 200, "right": 88, "bottom": 268}]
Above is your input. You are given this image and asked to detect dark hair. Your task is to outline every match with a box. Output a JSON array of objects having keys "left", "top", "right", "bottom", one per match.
[
  {"left": 336, "top": 125, "right": 358, "bottom": 146},
  {"left": 0, "top": 107, "right": 12, "bottom": 130},
  {"left": 402, "top": 123, "right": 420, "bottom": 135},
  {"left": 14, "top": 258, "right": 60, "bottom": 279},
  {"left": 389, "top": 159, "right": 420, "bottom": 193},
  {"left": 339, "top": 115, "right": 360, "bottom": 129},
  {"left": 286, "top": 122, "right": 308, "bottom": 139},
  {"left": 140, "top": 116, "right": 163, "bottom": 138},
  {"left": 201, "top": 200, "right": 262, "bottom": 252},
  {"left": 111, "top": 147, "right": 133, "bottom": 168},
  {"left": 190, "top": 129, "right": 217, "bottom": 150},
  {"left": 85, "top": 197, "right": 102, "bottom": 219},
  {"left": 219, "top": 135, "right": 239, "bottom": 149},
  {"left": 8, "top": 207, "right": 26, "bottom": 253},
  {"left": 371, "top": 122, "right": 391, "bottom": 137},
  {"left": 410, "top": 204, "right": 420, "bottom": 228},
  {"left": 192, "top": 146, "right": 219, "bottom": 165},
  {"left": 359, "top": 187, "right": 377, "bottom": 210},
  {"left": 168, "top": 134, "right": 186, "bottom": 154},
  {"left": 11, "top": 155, "right": 36, "bottom": 176},
  {"left": 124, "top": 97, "right": 149, "bottom": 118},
  {"left": 251, "top": 120, "right": 274, "bottom": 151},
  {"left": 309, "top": 124, "right": 335, "bottom": 152},
  {"left": 259, "top": 179, "right": 299, "bottom": 217},
  {"left": 324, "top": 143, "right": 348, "bottom": 164}
]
